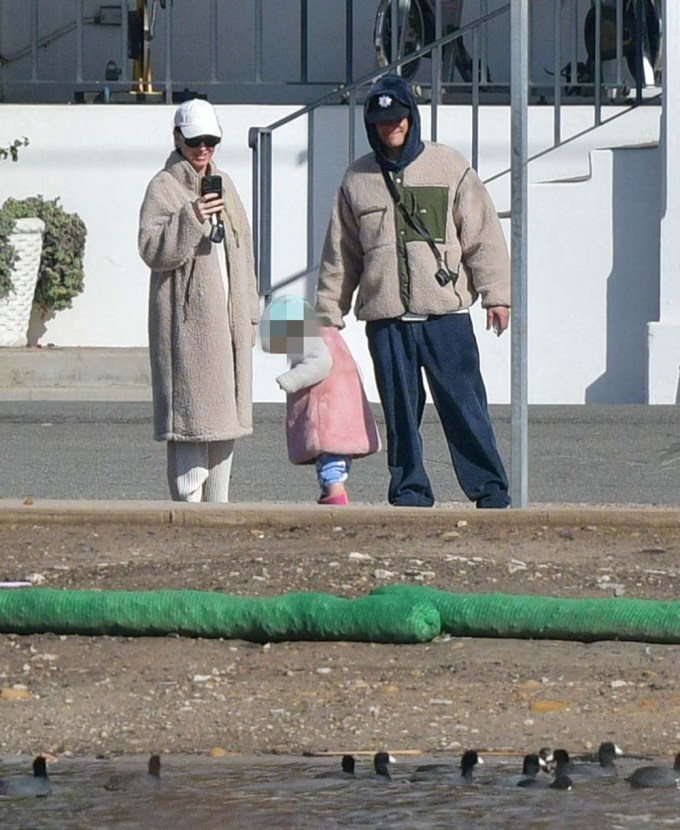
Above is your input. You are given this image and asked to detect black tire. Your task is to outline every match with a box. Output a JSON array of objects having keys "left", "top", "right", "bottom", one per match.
[{"left": 374, "top": 0, "right": 431, "bottom": 81}]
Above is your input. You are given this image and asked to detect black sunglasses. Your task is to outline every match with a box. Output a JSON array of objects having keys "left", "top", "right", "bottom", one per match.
[{"left": 182, "top": 133, "right": 221, "bottom": 148}]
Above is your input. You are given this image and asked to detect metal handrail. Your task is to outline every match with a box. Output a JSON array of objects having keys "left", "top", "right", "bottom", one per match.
[
  {"left": 249, "top": 2, "right": 511, "bottom": 297},
  {"left": 249, "top": 0, "right": 661, "bottom": 300}
]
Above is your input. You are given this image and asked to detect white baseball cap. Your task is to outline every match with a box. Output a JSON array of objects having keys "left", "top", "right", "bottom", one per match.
[{"left": 173, "top": 99, "right": 222, "bottom": 139}]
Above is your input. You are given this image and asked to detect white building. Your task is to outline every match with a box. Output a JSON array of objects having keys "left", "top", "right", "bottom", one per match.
[{"left": 0, "top": 0, "right": 677, "bottom": 404}]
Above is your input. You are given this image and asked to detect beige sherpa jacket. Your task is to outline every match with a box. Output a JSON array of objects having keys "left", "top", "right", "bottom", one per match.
[
  {"left": 139, "top": 152, "right": 259, "bottom": 442},
  {"left": 316, "top": 141, "right": 510, "bottom": 327}
]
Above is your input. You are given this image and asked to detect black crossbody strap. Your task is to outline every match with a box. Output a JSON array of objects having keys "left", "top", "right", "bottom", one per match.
[{"left": 381, "top": 168, "right": 457, "bottom": 288}]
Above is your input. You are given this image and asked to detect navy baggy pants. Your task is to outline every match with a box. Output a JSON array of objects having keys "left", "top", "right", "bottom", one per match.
[{"left": 366, "top": 313, "right": 510, "bottom": 508}]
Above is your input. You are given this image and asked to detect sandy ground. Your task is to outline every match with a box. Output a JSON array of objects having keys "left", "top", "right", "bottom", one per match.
[{"left": 0, "top": 513, "right": 679, "bottom": 765}]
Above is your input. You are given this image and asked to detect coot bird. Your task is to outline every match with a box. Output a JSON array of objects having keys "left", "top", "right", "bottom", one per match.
[{"left": 625, "top": 752, "right": 680, "bottom": 789}]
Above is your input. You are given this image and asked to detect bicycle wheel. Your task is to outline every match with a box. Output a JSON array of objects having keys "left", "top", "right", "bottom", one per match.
[{"left": 374, "top": 0, "right": 428, "bottom": 81}]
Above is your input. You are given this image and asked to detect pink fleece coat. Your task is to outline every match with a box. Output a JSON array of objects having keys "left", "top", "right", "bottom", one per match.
[{"left": 285, "top": 327, "right": 381, "bottom": 465}]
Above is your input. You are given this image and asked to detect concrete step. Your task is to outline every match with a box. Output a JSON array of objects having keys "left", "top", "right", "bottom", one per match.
[{"left": 0, "top": 347, "right": 151, "bottom": 401}]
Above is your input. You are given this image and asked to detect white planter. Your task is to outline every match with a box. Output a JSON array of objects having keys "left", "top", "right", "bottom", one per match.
[{"left": 0, "top": 217, "right": 45, "bottom": 348}]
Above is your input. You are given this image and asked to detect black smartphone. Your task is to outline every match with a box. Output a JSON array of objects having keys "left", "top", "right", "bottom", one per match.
[{"left": 200, "top": 175, "right": 222, "bottom": 197}]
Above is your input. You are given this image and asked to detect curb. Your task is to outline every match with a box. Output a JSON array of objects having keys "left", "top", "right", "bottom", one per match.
[{"left": 1, "top": 500, "right": 680, "bottom": 528}]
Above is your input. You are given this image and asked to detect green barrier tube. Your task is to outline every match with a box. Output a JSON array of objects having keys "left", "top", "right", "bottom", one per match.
[
  {"left": 2, "top": 586, "right": 679, "bottom": 644},
  {"left": 372, "top": 585, "right": 680, "bottom": 644},
  {"left": 0, "top": 589, "right": 441, "bottom": 644}
]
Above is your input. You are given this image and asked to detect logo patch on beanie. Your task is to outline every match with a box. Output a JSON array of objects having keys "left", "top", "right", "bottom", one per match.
[{"left": 378, "top": 95, "right": 393, "bottom": 109}]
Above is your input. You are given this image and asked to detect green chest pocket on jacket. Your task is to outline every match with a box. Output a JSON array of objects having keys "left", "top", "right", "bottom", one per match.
[{"left": 400, "top": 186, "right": 449, "bottom": 244}]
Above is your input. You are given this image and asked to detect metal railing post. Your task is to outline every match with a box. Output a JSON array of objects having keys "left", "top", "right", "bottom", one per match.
[
  {"left": 430, "top": 0, "right": 442, "bottom": 143},
  {"left": 301, "top": 0, "right": 309, "bottom": 84},
  {"left": 348, "top": 87, "right": 357, "bottom": 163},
  {"left": 31, "top": 0, "right": 39, "bottom": 81},
  {"left": 307, "top": 111, "right": 315, "bottom": 272},
  {"left": 345, "top": 0, "right": 354, "bottom": 85},
  {"left": 121, "top": 0, "right": 130, "bottom": 84},
  {"left": 553, "top": 0, "right": 562, "bottom": 147},
  {"left": 248, "top": 127, "right": 273, "bottom": 297},
  {"left": 210, "top": 0, "right": 218, "bottom": 84},
  {"left": 164, "top": 0, "right": 173, "bottom": 103},
  {"left": 594, "top": 0, "right": 602, "bottom": 124},
  {"left": 471, "top": 27, "right": 480, "bottom": 170},
  {"left": 76, "top": 0, "right": 84, "bottom": 83},
  {"left": 634, "top": 0, "right": 644, "bottom": 104},
  {"left": 616, "top": 0, "right": 624, "bottom": 90},
  {"left": 511, "top": 0, "right": 529, "bottom": 508},
  {"left": 255, "top": 0, "right": 263, "bottom": 84}
]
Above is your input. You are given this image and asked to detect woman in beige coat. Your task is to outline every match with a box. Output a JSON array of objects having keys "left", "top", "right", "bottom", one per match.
[{"left": 138, "top": 99, "right": 259, "bottom": 502}]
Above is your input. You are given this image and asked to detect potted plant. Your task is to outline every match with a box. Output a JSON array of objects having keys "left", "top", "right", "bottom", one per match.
[{"left": 0, "top": 195, "right": 87, "bottom": 347}]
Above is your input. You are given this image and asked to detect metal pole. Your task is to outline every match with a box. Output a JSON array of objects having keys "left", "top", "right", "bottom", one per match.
[
  {"left": 255, "top": 0, "right": 263, "bottom": 83},
  {"left": 248, "top": 128, "right": 261, "bottom": 283},
  {"left": 431, "top": 0, "right": 442, "bottom": 142},
  {"left": 31, "top": 0, "right": 38, "bottom": 81},
  {"left": 121, "top": 0, "right": 130, "bottom": 84},
  {"left": 301, "top": 0, "right": 309, "bottom": 84},
  {"left": 553, "top": 0, "right": 561, "bottom": 147},
  {"left": 76, "top": 0, "right": 84, "bottom": 82},
  {"left": 209, "top": 0, "right": 218, "bottom": 84},
  {"left": 345, "top": 0, "right": 354, "bottom": 85},
  {"left": 348, "top": 87, "right": 357, "bottom": 163},
  {"left": 164, "top": 0, "right": 172, "bottom": 102},
  {"left": 594, "top": 0, "right": 602, "bottom": 124},
  {"left": 471, "top": 27, "right": 479, "bottom": 170},
  {"left": 634, "top": 0, "right": 644, "bottom": 104},
  {"left": 259, "top": 130, "right": 273, "bottom": 297},
  {"left": 510, "top": 0, "right": 529, "bottom": 508},
  {"left": 307, "top": 111, "right": 314, "bottom": 272}
]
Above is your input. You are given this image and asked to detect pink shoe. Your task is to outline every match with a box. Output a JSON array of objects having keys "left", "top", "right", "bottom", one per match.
[{"left": 317, "top": 492, "right": 349, "bottom": 506}]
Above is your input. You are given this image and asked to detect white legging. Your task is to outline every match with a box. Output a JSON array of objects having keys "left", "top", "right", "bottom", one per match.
[{"left": 166, "top": 440, "right": 235, "bottom": 503}]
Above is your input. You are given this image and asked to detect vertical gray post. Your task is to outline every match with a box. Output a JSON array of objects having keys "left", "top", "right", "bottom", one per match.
[
  {"left": 345, "top": 0, "right": 354, "bottom": 85},
  {"left": 164, "top": 0, "right": 173, "bottom": 103},
  {"left": 121, "top": 0, "right": 130, "bottom": 84},
  {"left": 510, "top": 0, "right": 529, "bottom": 508},
  {"left": 30, "top": 0, "right": 38, "bottom": 81},
  {"left": 430, "top": 0, "right": 442, "bottom": 142},
  {"left": 209, "top": 0, "right": 218, "bottom": 84},
  {"left": 553, "top": 0, "right": 561, "bottom": 147},
  {"left": 76, "top": 0, "right": 84, "bottom": 82},
  {"left": 255, "top": 0, "right": 263, "bottom": 83},
  {"left": 301, "top": 0, "right": 309, "bottom": 84}
]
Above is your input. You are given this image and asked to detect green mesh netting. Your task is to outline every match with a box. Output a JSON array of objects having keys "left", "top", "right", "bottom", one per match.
[
  {"left": 371, "top": 585, "right": 680, "bottom": 644},
  {"left": 1, "top": 586, "right": 679, "bottom": 644},
  {"left": 0, "top": 589, "right": 440, "bottom": 643}
]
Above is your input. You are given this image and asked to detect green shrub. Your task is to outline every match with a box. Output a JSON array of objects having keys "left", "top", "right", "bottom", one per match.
[
  {"left": 0, "top": 196, "right": 87, "bottom": 313},
  {"left": 0, "top": 137, "right": 29, "bottom": 163}
]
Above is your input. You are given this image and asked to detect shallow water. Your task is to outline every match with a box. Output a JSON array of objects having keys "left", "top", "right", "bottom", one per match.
[{"left": 1, "top": 754, "right": 679, "bottom": 829}]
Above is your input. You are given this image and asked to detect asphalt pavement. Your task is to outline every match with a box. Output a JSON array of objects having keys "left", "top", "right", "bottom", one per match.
[{"left": 2, "top": 402, "right": 680, "bottom": 506}]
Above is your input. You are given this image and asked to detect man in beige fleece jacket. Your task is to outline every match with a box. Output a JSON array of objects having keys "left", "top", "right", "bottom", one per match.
[{"left": 315, "top": 75, "right": 510, "bottom": 508}]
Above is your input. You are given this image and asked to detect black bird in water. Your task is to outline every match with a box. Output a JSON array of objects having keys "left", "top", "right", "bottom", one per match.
[
  {"left": 571, "top": 742, "right": 623, "bottom": 779},
  {"left": 0, "top": 755, "right": 52, "bottom": 797},
  {"left": 314, "top": 754, "right": 356, "bottom": 779},
  {"left": 550, "top": 749, "right": 574, "bottom": 790},
  {"left": 374, "top": 752, "right": 397, "bottom": 779},
  {"left": 411, "top": 749, "right": 484, "bottom": 784},
  {"left": 516, "top": 753, "right": 550, "bottom": 788},
  {"left": 625, "top": 752, "right": 680, "bottom": 789}
]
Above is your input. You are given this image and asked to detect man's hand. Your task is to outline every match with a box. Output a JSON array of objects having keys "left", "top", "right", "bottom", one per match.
[{"left": 486, "top": 306, "right": 510, "bottom": 337}]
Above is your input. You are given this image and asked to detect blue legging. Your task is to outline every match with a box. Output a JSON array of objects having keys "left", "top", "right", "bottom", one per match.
[{"left": 366, "top": 314, "right": 509, "bottom": 508}]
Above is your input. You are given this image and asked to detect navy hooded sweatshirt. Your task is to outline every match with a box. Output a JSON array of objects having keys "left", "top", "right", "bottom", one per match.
[{"left": 364, "top": 75, "right": 425, "bottom": 173}]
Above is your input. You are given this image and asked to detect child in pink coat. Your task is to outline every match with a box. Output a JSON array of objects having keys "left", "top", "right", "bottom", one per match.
[{"left": 261, "top": 296, "right": 380, "bottom": 505}]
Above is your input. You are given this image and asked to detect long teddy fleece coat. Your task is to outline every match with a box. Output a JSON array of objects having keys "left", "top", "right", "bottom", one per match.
[
  {"left": 284, "top": 327, "right": 381, "bottom": 465},
  {"left": 139, "top": 152, "right": 259, "bottom": 442}
]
